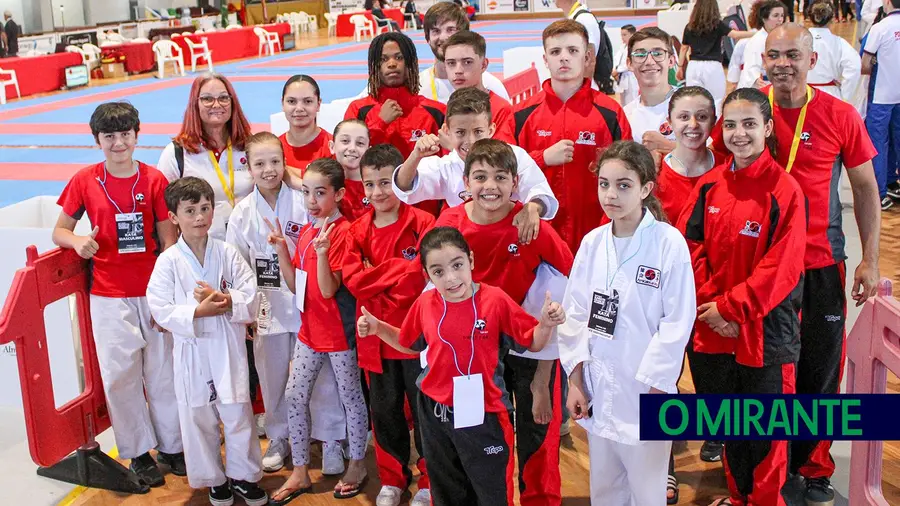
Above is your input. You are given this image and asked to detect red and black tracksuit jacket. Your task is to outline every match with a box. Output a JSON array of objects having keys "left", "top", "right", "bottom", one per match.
[
  {"left": 342, "top": 204, "right": 433, "bottom": 491},
  {"left": 514, "top": 78, "right": 632, "bottom": 254},
  {"left": 677, "top": 151, "right": 807, "bottom": 506},
  {"left": 490, "top": 91, "right": 516, "bottom": 144}
]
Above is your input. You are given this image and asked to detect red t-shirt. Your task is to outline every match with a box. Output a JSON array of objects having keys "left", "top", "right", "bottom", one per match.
[
  {"left": 280, "top": 129, "right": 333, "bottom": 177},
  {"left": 292, "top": 217, "right": 356, "bottom": 352},
  {"left": 57, "top": 162, "right": 170, "bottom": 297},
  {"left": 711, "top": 88, "right": 876, "bottom": 269},
  {"left": 344, "top": 204, "right": 434, "bottom": 371},
  {"left": 399, "top": 284, "right": 537, "bottom": 412},
  {"left": 490, "top": 91, "right": 516, "bottom": 144},
  {"left": 434, "top": 201, "right": 574, "bottom": 304},
  {"left": 339, "top": 179, "right": 369, "bottom": 222}
]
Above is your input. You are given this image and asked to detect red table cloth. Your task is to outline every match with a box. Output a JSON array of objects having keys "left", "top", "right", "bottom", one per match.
[
  {"left": 336, "top": 9, "right": 405, "bottom": 38},
  {"left": 100, "top": 41, "right": 155, "bottom": 74},
  {"left": 174, "top": 23, "right": 291, "bottom": 63},
  {"left": 0, "top": 52, "right": 84, "bottom": 98}
]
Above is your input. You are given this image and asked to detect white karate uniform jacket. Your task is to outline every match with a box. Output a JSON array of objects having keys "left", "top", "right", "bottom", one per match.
[
  {"left": 739, "top": 29, "right": 769, "bottom": 89},
  {"left": 558, "top": 212, "right": 696, "bottom": 445},
  {"left": 147, "top": 237, "right": 258, "bottom": 408},
  {"left": 808, "top": 27, "right": 861, "bottom": 101},
  {"left": 391, "top": 144, "right": 560, "bottom": 219},
  {"left": 511, "top": 263, "right": 569, "bottom": 360},
  {"left": 227, "top": 184, "right": 308, "bottom": 336}
]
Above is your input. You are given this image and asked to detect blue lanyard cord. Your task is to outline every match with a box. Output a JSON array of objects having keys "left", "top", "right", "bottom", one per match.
[
  {"left": 95, "top": 162, "right": 140, "bottom": 214},
  {"left": 436, "top": 289, "right": 478, "bottom": 377},
  {"left": 604, "top": 218, "right": 651, "bottom": 292}
]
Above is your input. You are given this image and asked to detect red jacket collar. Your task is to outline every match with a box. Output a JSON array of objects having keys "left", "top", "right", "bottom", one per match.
[
  {"left": 540, "top": 78, "right": 594, "bottom": 107},
  {"left": 726, "top": 149, "right": 777, "bottom": 180},
  {"left": 374, "top": 86, "right": 418, "bottom": 112}
]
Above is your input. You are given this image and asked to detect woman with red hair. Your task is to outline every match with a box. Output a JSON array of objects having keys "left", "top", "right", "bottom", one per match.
[{"left": 157, "top": 73, "right": 254, "bottom": 240}]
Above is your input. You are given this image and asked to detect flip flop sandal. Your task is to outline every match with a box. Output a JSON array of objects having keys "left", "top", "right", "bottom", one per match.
[
  {"left": 710, "top": 498, "right": 733, "bottom": 506},
  {"left": 333, "top": 474, "right": 368, "bottom": 500},
  {"left": 667, "top": 474, "right": 680, "bottom": 505},
  {"left": 269, "top": 484, "right": 312, "bottom": 506}
]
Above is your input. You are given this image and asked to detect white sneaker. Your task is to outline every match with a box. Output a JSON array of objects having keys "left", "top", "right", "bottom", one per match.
[
  {"left": 322, "top": 441, "right": 345, "bottom": 476},
  {"left": 261, "top": 438, "right": 289, "bottom": 472},
  {"left": 411, "top": 488, "right": 431, "bottom": 506},
  {"left": 375, "top": 485, "right": 403, "bottom": 506},
  {"left": 560, "top": 420, "right": 571, "bottom": 437},
  {"left": 255, "top": 413, "right": 266, "bottom": 438}
]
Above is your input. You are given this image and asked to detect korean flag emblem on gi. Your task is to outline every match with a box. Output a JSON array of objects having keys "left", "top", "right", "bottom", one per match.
[{"left": 636, "top": 265, "right": 661, "bottom": 288}]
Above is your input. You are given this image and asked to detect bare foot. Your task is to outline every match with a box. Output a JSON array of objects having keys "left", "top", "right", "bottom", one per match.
[{"left": 334, "top": 459, "right": 367, "bottom": 494}]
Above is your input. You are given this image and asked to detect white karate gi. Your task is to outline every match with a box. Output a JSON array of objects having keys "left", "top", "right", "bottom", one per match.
[
  {"left": 557, "top": 211, "right": 696, "bottom": 506},
  {"left": 808, "top": 27, "right": 861, "bottom": 101},
  {"left": 738, "top": 29, "right": 769, "bottom": 89},
  {"left": 226, "top": 184, "right": 348, "bottom": 443},
  {"left": 615, "top": 49, "right": 640, "bottom": 108},
  {"left": 89, "top": 295, "right": 182, "bottom": 459},
  {"left": 727, "top": 38, "right": 749, "bottom": 85},
  {"left": 147, "top": 237, "right": 262, "bottom": 488},
  {"left": 391, "top": 144, "right": 559, "bottom": 218}
]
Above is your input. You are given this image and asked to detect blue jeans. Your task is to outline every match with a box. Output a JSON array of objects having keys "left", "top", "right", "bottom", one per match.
[{"left": 865, "top": 102, "right": 900, "bottom": 197}]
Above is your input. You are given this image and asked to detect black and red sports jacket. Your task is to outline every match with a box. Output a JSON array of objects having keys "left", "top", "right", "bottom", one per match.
[
  {"left": 677, "top": 151, "right": 807, "bottom": 367},
  {"left": 345, "top": 86, "right": 446, "bottom": 159}
]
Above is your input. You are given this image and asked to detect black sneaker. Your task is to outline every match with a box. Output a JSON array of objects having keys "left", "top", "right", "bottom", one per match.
[
  {"left": 156, "top": 451, "right": 187, "bottom": 477},
  {"left": 882, "top": 196, "right": 894, "bottom": 211},
  {"left": 887, "top": 181, "right": 900, "bottom": 200},
  {"left": 699, "top": 440, "right": 724, "bottom": 462},
  {"left": 209, "top": 481, "right": 234, "bottom": 506},
  {"left": 129, "top": 452, "right": 164, "bottom": 487},
  {"left": 804, "top": 476, "right": 835, "bottom": 506},
  {"left": 232, "top": 479, "right": 268, "bottom": 506}
]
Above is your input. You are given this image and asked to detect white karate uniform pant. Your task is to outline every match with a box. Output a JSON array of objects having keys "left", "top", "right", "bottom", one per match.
[
  {"left": 310, "top": 356, "right": 348, "bottom": 442},
  {"left": 177, "top": 401, "right": 263, "bottom": 488},
  {"left": 588, "top": 434, "right": 672, "bottom": 506},
  {"left": 89, "top": 295, "right": 181, "bottom": 459},
  {"left": 687, "top": 59, "right": 727, "bottom": 116},
  {"left": 253, "top": 332, "right": 293, "bottom": 441}
]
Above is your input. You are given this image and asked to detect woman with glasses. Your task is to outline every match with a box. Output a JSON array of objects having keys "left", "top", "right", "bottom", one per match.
[
  {"left": 157, "top": 73, "right": 254, "bottom": 240},
  {"left": 678, "top": 0, "right": 754, "bottom": 115}
]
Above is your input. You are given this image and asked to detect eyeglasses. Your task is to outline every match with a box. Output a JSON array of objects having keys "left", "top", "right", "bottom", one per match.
[
  {"left": 199, "top": 95, "right": 232, "bottom": 107},
  {"left": 630, "top": 49, "right": 670, "bottom": 63}
]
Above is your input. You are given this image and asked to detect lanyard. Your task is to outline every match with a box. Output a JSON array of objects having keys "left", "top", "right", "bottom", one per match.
[
  {"left": 604, "top": 218, "right": 649, "bottom": 292},
  {"left": 252, "top": 186, "right": 281, "bottom": 255},
  {"left": 768, "top": 85, "right": 812, "bottom": 173},
  {"left": 568, "top": 1, "right": 582, "bottom": 17},
  {"left": 436, "top": 290, "right": 478, "bottom": 377},
  {"left": 298, "top": 213, "right": 338, "bottom": 270},
  {"left": 96, "top": 162, "right": 140, "bottom": 214},
  {"left": 208, "top": 142, "right": 235, "bottom": 206},
  {"left": 430, "top": 67, "right": 438, "bottom": 101}
]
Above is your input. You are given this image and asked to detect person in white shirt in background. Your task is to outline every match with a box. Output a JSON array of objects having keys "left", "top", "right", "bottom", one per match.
[
  {"left": 614, "top": 24, "right": 639, "bottom": 107},
  {"left": 418, "top": 2, "right": 510, "bottom": 103},
  {"left": 555, "top": 0, "right": 602, "bottom": 90},
  {"left": 806, "top": 0, "right": 862, "bottom": 101},
  {"left": 623, "top": 27, "right": 678, "bottom": 165},
  {"left": 738, "top": 0, "right": 788, "bottom": 89},
  {"left": 727, "top": 37, "right": 750, "bottom": 93},
  {"left": 561, "top": 141, "right": 695, "bottom": 506}
]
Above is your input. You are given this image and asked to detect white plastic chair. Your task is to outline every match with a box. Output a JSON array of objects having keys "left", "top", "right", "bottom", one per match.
[
  {"left": 65, "top": 45, "right": 93, "bottom": 81},
  {"left": 294, "top": 12, "right": 312, "bottom": 34},
  {"left": 324, "top": 13, "right": 338, "bottom": 37},
  {"left": 370, "top": 12, "right": 393, "bottom": 34},
  {"left": 253, "top": 26, "right": 281, "bottom": 56},
  {"left": 152, "top": 40, "right": 186, "bottom": 78},
  {"left": 0, "top": 68, "right": 21, "bottom": 105},
  {"left": 350, "top": 14, "right": 374, "bottom": 41},
  {"left": 404, "top": 12, "right": 418, "bottom": 30},
  {"left": 226, "top": 24, "right": 242, "bottom": 30},
  {"left": 132, "top": 37, "right": 150, "bottom": 43},
  {"left": 306, "top": 13, "right": 319, "bottom": 31},
  {"left": 184, "top": 36, "right": 213, "bottom": 72}
]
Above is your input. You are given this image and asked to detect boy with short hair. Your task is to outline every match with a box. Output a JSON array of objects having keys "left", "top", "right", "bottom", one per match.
[
  {"left": 392, "top": 87, "right": 559, "bottom": 243},
  {"left": 343, "top": 144, "right": 436, "bottom": 506},
  {"left": 147, "top": 177, "right": 267, "bottom": 506},
  {"left": 52, "top": 101, "right": 184, "bottom": 487},
  {"left": 623, "top": 27, "right": 678, "bottom": 160},
  {"left": 514, "top": 19, "right": 632, "bottom": 254},
  {"left": 432, "top": 138, "right": 574, "bottom": 506},
  {"left": 443, "top": 30, "right": 516, "bottom": 143}
]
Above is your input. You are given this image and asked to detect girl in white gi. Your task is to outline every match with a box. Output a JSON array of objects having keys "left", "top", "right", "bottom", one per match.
[
  {"left": 146, "top": 177, "right": 267, "bottom": 506},
  {"left": 226, "top": 132, "right": 308, "bottom": 473},
  {"left": 806, "top": 0, "right": 862, "bottom": 101},
  {"left": 559, "top": 141, "right": 696, "bottom": 506}
]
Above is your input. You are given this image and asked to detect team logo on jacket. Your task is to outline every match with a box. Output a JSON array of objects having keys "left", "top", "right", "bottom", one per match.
[
  {"left": 402, "top": 246, "right": 417, "bottom": 260},
  {"left": 135, "top": 193, "right": 145, "bottom": 203},
  {"left": 576, "top": 131, "right": 597, "bottom": 146},
  {"left": 800, "top": 132, "right": 811, "bottom": 142},
  {"left": 507, "top": 243, "right": 519, "bottom": 256},
  {"left": 239, "top": 157, "right": 248, "bottom": 166},
  {"left": 220, "top": 277, "right": 233, "bottom": 293},
  {"left": 458, "top": 190, "right": 472, "bottom": 201},
  {"left": 739, "top": 220, "right": 761, "bottom": 238},
  {"left": 362, "top": 197, "right": 370, "bottom": 207},
  {"left": 537, "top": 130, "right": 552, "bottom": 137},
  {"left": 708, "top": 206, "right": 720, "bottom": 214},
  {"left": 284, "top": 221, "right": 302, "bottom": 239},
  {"left": 636, "top": 265, "right": 661, "bottom": 288},
  {"left": 474, "top": 318, "right": 488, "bottom": 334},
  {"left": 409, "top": 129, "right": 427, "bottom": 142},
  {"left": 659, "top": 121, "right": 674, "bottom": 137}
]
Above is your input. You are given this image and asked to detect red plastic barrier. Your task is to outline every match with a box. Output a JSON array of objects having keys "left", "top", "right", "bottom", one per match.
[
  {"left": 846, "top": 278, "right": 897, "bottom": 506},
  {"left": 503, "top": 63, "right": 540, "bottom": 107},
  {"left": 0, "top": 246, "right": 110, "bottom": 467}
]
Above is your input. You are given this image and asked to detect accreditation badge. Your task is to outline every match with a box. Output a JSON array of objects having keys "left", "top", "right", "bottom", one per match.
[
  {"left": 115, "top": 212, "right": 146, "bottom": 254},
  {"left": 588, "top": 289, "right": 619, "bottom": 340}
]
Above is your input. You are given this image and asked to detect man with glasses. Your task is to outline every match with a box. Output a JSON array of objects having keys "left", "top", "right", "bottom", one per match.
[{"left": 623, "top": 27, "right": 678, "bottom": 165}]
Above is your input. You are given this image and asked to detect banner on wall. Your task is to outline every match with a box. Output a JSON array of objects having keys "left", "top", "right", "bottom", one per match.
[
  {"left": 484, "top": 0, "right": 516, "bottom": 12},
  {"left": 514, "top": 0, "right": 529, "bottom": 11},
  {"left": 533, "top": 0, "right": 562, "bottom": 12},
  {"left": 330, "top": 0, "right": 364, "bottom": 12}
]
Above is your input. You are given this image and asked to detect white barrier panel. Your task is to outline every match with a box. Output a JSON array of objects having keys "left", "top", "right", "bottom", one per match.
[
  {"left": 657, "top": 8, "right": 693, "bottom": 41},
  {"left": 0, "top": 197, "right": 89, "bottom": 410},
  {"left": 502, "top": 25, "right": 622, "bottom": 83},
  {"left": 270, "top": 99, "right": 354, "bottom": 139}
]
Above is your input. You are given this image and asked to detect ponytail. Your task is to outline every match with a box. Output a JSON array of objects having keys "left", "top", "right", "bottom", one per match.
[{"left": 644, "top": 193, "right": 669, "bottom": 224}]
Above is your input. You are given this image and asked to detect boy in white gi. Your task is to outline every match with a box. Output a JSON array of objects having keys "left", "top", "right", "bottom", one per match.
[
  {"left": 52, "top": 102, "right": 184, "bottom": 487},
  {"left": 147, "top": 177, "right": 267, "bottom": 506}
]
